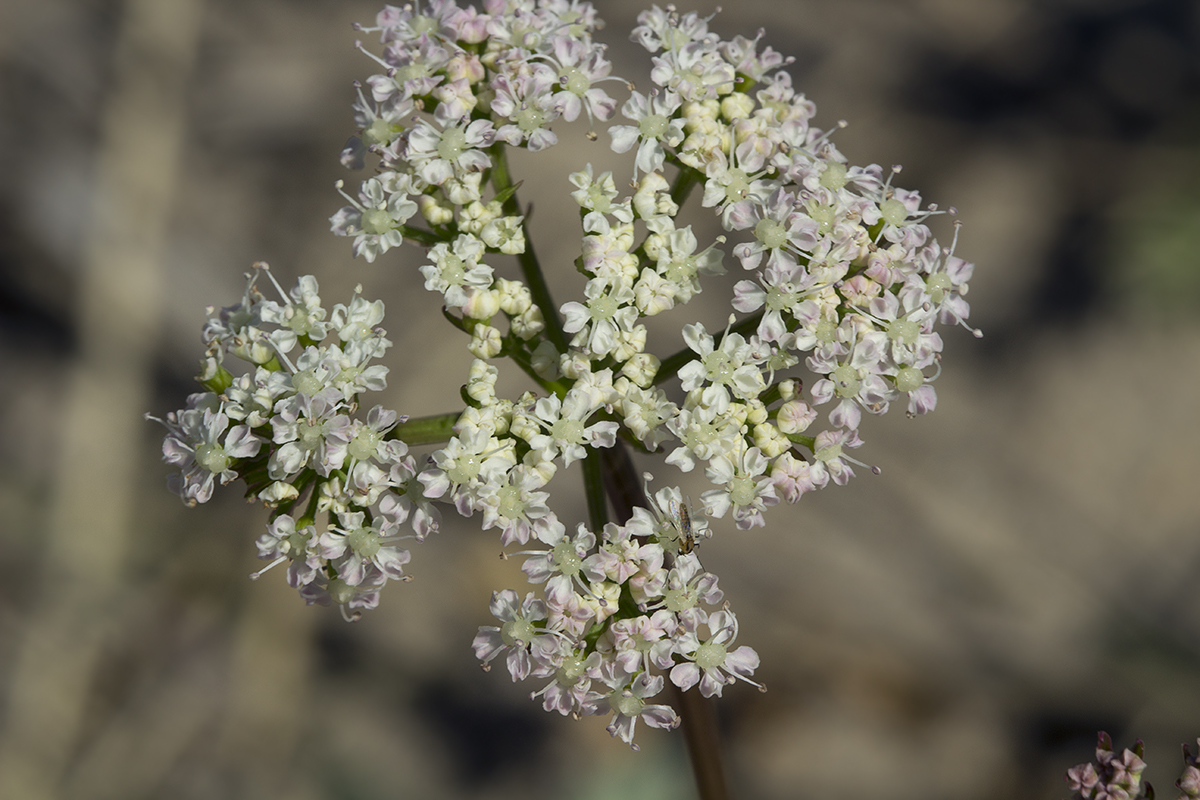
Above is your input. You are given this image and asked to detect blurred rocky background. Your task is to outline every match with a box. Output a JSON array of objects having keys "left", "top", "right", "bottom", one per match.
[{"left": 2, "top": 0, "right": 1200, "bottom": 798}]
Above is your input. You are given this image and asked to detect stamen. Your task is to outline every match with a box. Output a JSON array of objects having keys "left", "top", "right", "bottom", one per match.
[{"left": 249, "top": 556, "right": 287, "bottom": 581}]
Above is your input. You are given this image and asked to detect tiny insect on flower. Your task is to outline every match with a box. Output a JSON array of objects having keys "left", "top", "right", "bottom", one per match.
[{"left": 672, "top": 498, "right": 695, "bottom": 554}]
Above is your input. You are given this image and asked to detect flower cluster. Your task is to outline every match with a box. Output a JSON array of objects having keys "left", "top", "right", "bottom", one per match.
[
  {"left": 147, "top": 265, "right": 438, "bottom": 617},
  {"left": 150, "top": 0, "right": 980, "bottom": 749},
  {"left": 473, "top": 480, "right": 761, "bottom": 748},
  {"left": 1067, "top": 733, "right": 1151, "bottom": 800},
  {"left": 1066, "top": 732, "right": 1200, "bottom": 800}
]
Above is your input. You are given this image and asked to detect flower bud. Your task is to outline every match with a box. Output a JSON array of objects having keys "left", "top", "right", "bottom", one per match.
[
  {"left": 621, "top": 352, "right": 660, "bottom": 388},
  {"left": 468, "top": 323, "right": 503, "bottom": 359}
]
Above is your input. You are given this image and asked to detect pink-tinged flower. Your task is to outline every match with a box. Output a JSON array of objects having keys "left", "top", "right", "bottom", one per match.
[
  {"left": 472, "top": 590, "right": 548, "bottom": 682},
  {"left": 807, "top": 428, "right": 866, "bottom": 488},
  {"left": 300, "top": 563, "right": 389, "bottom": 622},
  {"left": 319, "top": 510, "right": 411, "bottom": 586},
  {"left": 547, "top": 35, "right": 618, "bottom": 124},
  {"left": 770, "top": 451, "right": 818, "bottom": 504},
  {"left": 253, "top": 514, "right": 323, "bottom": 589},
  {"left": 603, "top": 611, "right": 678, "bottom": 675},
  {"left": 379, "top": 456, "right": 442, "bottom": 540},
  {"left": 150, "top": 398, "right": 263, "bottom": 506},
  {"left": 528, "top": 641, "right": 604, "bottom": 717},
  {"left": 731, "top": 187, "right": 819, "bottom": 271},
  {"left": 491, "top": 70, "right": 561, "bottom": 152},
  {"left": 669, "top": 609, "right": 762, "bottom": 698},
  {"left": 599, "top": 666, "right": 679, "bottom": 750},
  {"left": 561, "top": 278, "right": 639, "bottom": 360},
  {"left": 649, "top": 39, "right": 736, "bottom": 101},
  {"left": 330, "top": 172, "right": 419, "bottom": 263},
  {"left": 809, "top": 330, "right": 892, "bottom": 430}
]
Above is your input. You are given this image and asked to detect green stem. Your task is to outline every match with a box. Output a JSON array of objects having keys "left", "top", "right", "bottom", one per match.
[
  {"left": 786, "top": 432, "right": 816, "bottom": 452},
  {"left": 669, "top": 161, "right": 704, "bottom": 208},
  {"left": 398, "top": 223, "right": 442, "bottom": 248},
  {"left": 582, "top": 447, "right": 608, "bottom": 532},
  {"left": 389, "top": 412, "right": 460, "bottom": 446},
  {"left": 489, "top": 145, "right": 569, "bottom": 353},
  {"left": 654, "top": 311, "right": 764, "bottom": 386}
]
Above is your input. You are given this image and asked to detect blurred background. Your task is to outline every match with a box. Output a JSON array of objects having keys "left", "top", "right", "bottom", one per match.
[{"left": 3, "top": 0, "right": 1200, "bottom": 798}]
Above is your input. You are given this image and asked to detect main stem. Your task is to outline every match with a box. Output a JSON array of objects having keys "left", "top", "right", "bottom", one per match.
[{"left": 597, "top": 442, "right": 730, "bottom": 800}]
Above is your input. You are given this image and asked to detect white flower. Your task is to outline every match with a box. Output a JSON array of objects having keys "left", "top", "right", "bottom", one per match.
[
  {"left": 419, "top": 233, "right": 494, "bottom": 309},
  {"left": 405, "top": 109, "right": 494, "bottom": 186},
  {"left": 561, "top": 278, "right": 639, "bottom": 358},
  {"left": 701, "top": 444, "right": 777, "bottom": 530},
  {"left": 329, "top": 173, "right": 420, "bottom": 263},
  {"left": 677, "top": 321, "right": 766, "bottom": 401},
  {"left": 609, "top": 90, "right": 685, "bottom": 177},
  {"left": 524, "top": 389, "right": 618, "bottom": 467}
]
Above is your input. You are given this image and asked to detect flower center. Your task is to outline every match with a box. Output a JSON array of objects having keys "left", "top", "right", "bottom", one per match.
[
  {"left": 337, "top": 365, "right": 363, "bottom": 386},
  {"left": 298, "top": 420, "right": 324, "bottom": 450},
  {"left": 694, "top": 640, "right": 727, "bottom": 670},
  {"left": 551, "top": 417, "right": 585, "bottom": 445},
  {"left": 346, "top": 526, "right": 381, "bottom": 560},
  {"left": 639, "top": 113, "right": 668, "bottom": 140},
  {"left": 553, "top": 541, "right": 582, "bottom": 577},
  {"left": 831, "top": 365, "right": 860, "bottom": 398},
  {"left": 820, "top": 161, "right": 847, "bottom": 190},
  {"left": 501, "top": 617, "right": 535, "bottom": 646},
  {"left": 815, "top": 443, "right": 843, "bottom": 462},
  {"left": 704, "top": 351, "right": 733, "bottom": 384},
  {"left": 754, "top": 218, "right": 787, "bottom": 250},
  {"left": 809, "top": 204, "right": 835, "bottom": 234},
  {"left": 766, "top": 286, "right": 795, "bottom": 312},
  {"left": 328, "top": 578, "right": 354, "bottom": 605},
  {"left": 664, "top": 586, "right": 698, "bottom": 612},
  {"left": 497, "top": 484, "right": 525, "bottom": 519},
  {"left": 879, "top": 198, "right": 907, "bottom": 227},
  {"left": 515, "top": 107, "right": 546, "bottom": 133},
  {"left": 440, "top": 253, "right": 466, "bottom": 285},
  {"left": 561, "top": 67, "right": 589, "bottom": 96},
  {"left": 723, "top": 170, "right": 750, "bottom": 203},
  {"left": 395, "top": 61, "right": 431, "bottom": 85},
  {"left": 285, "top": 529, "right": 309, "bottom": 556},
  {"left": 590, "top": 294, "right": 619, "bottom": 321},
  {"left": 895, "top": 366, "right": 923, "bottom": 393},
  {"left": 438, "top": 127, "right": 469, "bottom": 161},
  {"left": 612, "top": 690, "right": 644, "bottom": 718},
  {"left": 363, "top": 117, "right": 397, "bottom": 147},
  {"left": 557, "top": 653, "right": 586, "bottom": 684},
  {"left": 447, "top": 452, "right": 482, "bottom": 485},
  {"left": 292, "top": 369, "right": 322, "bottom": 396},
  {"left": 728, "top": 474, "right": 757, "bottom": 506},
  {"left": 361, "top": 208, "right": 392, "bottom": 235},
  {"left": 815, "top": 319, "right": 837, "bottom": 344},
  {"left": 664, "top": 256, "right": 697, "bottom": 284},
  {"left": 926, "top": 273, "right": 952, "bottom": 304},
  {"left": 887, "top": 318, "right": 919, "bottom": 345},
  {"left": 348, "top": 427, "right": 381, "bottom": 461},
  {"left": 194, "top": 443, "right": 230, "bottom": 474}
]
